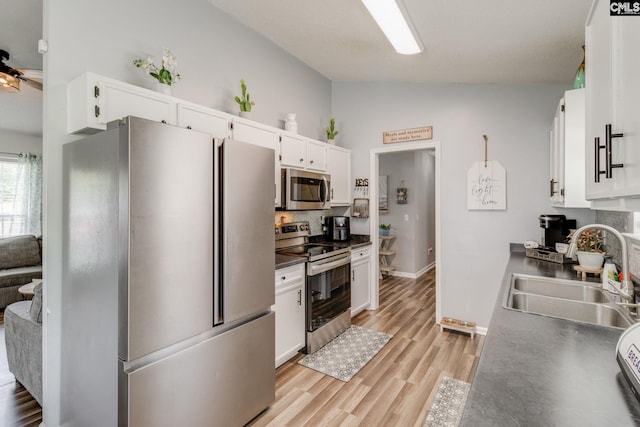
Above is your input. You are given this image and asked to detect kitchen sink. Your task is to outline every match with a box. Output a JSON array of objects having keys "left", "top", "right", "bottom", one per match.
[{"left": 503, "top": 274, "right": 634, "bottom": 329}]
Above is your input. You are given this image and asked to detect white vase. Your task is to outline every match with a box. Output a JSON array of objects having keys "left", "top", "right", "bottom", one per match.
[
  {"left": 576, "top": 251, "right": 605, "bottom": 269},
  {"left": 284, "top": 113, "right": 298, "bottom": 133},
  {"left": 154, "top": 81, "right": 171, "bottom": 95},
  {"left": 327, "top": 139, "right": 336, "bottom": 145},
  {"left": 239, "top": 111, "right": 252, "bottom": 119}
]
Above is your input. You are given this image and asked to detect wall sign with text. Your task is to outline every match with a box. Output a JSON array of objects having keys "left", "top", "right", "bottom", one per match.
[
  {"left": 467, "top": 161, "right": 506, "bottom": 210},
  {"left": 383, "top": 126, "right": 432, "bottom": 144}
]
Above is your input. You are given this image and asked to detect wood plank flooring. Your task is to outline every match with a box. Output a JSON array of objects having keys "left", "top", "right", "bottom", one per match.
[
  {"left": 0, "top": 270, "right": 483, "bottom": 427},
  {"left": 249, "top": 270, "right": 485, "bottom": 427},
  {"left": 0, "top": 310, "right": 43, "bottom": 427}
]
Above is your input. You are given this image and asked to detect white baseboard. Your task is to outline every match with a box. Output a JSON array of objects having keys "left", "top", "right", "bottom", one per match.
[
  {"left": 387, "top": 262, "right": 435, "bottom": 280},
  {"left": 475, "top": 326, "right": 488, "bottom": 335}
]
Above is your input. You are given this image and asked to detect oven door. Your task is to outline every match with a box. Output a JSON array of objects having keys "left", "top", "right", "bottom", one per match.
[
  {"left": 282, "top": 168, "right": 330, "bottom": 210},
  {"left": 306, "top": 256, "right": 351, "bottom": 332}
]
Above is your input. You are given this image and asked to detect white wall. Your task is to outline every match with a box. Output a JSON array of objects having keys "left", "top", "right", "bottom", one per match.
[
  {"left": 0, "top": 129, "right": 42, "bottom": 154},
  {"left": 415, "top": 151, "right": 436, "bottom": 272},
  {"left": 332, "top": 82, "right": 595, "bottom": 328},
  {"left": 43, "top": 1, "right": 331, "bottom": 424}
]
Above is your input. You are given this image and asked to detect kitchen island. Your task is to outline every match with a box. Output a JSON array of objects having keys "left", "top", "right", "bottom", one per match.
[{"left": 460, "top": 249, "right": 640, "bottom": 426}]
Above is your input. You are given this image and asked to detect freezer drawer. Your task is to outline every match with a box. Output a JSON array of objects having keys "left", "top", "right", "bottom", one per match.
[{"left": 120, "top": 312, "right": 275, "bottom": 427}]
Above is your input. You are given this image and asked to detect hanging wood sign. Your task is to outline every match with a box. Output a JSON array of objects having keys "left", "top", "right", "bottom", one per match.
[
  {"left": 383, "top": 126, "right": 432, "bottom": 144},
  {"left": 467, "top": 161, "right": 506, "bottom": 210}
]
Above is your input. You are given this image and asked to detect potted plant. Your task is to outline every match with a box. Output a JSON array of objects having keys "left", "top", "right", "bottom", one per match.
[
  {"left": 574, "top": 228, "right": 605, "bottom": 269},
  {"left": 325, "top": 118, "right": 339, "bottom": 144},
  {"left": 133, "top": 48, "right": 181, "bottom": 94},
  {"left": 234, "top": 79, "right": 255, "bottom": 118},
  {"left": 379, "top": 224, "right": 392, "bottom": 236}
]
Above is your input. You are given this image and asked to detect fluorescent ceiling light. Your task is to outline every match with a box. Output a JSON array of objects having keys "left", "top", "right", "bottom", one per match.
[{"left": 362, "top": 0, "right": 423, "bottom": 55}]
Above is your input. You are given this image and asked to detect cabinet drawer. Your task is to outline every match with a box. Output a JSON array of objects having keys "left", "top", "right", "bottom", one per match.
[
  {"left": 275, "top": 264, "right": 305, "bottom": 289},
  {"left": 351, "top": 246, "right": 371, "bottom": 263}
]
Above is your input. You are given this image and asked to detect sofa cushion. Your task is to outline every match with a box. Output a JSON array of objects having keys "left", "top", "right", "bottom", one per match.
[
  {"left": 0, "top": 235, "right": 41, "bottom": 270},
  {"left": 30, "top": 281, "right": 43, "bottom": 324},
  {"left": 0, "top": 265, "right": 43, "bottom": 288}
]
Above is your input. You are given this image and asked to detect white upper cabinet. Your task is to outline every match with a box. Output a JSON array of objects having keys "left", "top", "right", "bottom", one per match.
[
  {"left": 279, "top": 134, "right": 307, "bottom": 169},
  {"left": 279, "top": 134, "right": 327, "bottom": 172},
  {"left": 68, "top": 73, "right": 174, "bottom": 134},
  {"left": 549, "top": 89, "right": 589, "bottom": 208},
  {"left": 176, "top": 103, "right": 231, "bottom": 139},
  {"left": 305, "top": 140, "right": 327, "bottom": 172},
  {"left": 585, "top": 0, "right": 640, "bottom": 208},
  {"left": 326, "top": 145, "right": 351, "bottom": 206}
]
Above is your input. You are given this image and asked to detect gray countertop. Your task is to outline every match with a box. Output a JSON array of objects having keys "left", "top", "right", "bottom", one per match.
[{"left": 460, "top": 251, "right": 640, "bottom": 426}]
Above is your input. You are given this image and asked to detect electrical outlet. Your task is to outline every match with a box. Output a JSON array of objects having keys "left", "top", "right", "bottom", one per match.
[{"left": 404, "top": 214, "right": 409, "bottom": 221}]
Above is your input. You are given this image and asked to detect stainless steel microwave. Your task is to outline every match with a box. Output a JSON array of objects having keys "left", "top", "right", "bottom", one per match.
[{"left": 279, "top": 168, "right": 330, "bottom": 210}]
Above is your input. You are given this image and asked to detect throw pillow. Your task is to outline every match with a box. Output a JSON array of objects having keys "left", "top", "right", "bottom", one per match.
[{"left": 29, "top": 281, "right": 43, "bottom": 324}]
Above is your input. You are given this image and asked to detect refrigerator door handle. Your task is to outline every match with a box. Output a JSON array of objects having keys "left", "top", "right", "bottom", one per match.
[{"left": 214, "top": 139, "right": 223, "bottom": 325}]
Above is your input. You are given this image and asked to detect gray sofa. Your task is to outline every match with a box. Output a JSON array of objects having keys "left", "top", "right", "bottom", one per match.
[
  {"left": 0, "top": 235, "right": 43, "bottom": 309},
  {"left": 5, "top": 281, "right": 42, "bottom": 405}
]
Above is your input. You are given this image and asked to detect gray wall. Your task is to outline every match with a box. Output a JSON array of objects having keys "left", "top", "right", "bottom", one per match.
[
  {"left": 332, "top": 82, "right": 596, "bottom": 327},
  {"left": 43, "top": 0, "right": 331, "bottom": 424},
  {"left": 0, "top": 130, "right": 42, "bottom": 154},
  {"left": 379, "top": 150, "right": 435, "bottom": 276}
]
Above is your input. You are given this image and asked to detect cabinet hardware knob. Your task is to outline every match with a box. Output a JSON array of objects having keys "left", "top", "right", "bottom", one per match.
[
  {"left": 310, "top": 160, "right": 314, "bottom": 164},
  {"left": 281, "top": 276, "right": 286, "bottom": 280},
  {"left": 161, "top": 120, "right": 167, "bottom": 124},
  {"left": 299, "top": 158, "right": 304, "bottom": 163},
  {"left": 186, "top": 125, "right": 192, "bottom": 130}
]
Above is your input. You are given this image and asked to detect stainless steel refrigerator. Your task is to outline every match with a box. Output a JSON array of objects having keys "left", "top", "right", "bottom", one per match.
[{"left": 61, "top": 116, "right": 275, "bottom": 426}]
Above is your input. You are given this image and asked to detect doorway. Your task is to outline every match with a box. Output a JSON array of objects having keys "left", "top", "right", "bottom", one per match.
[{"left": 368, "top": 141, "right": 441, "bottom": 322}]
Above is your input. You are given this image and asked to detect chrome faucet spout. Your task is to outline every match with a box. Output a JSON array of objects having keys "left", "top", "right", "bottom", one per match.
[{"left": 570, "top": 224, "right": 635, "bottom": 315}]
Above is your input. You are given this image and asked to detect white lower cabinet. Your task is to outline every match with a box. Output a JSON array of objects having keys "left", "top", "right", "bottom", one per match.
[
  {"left": 350, "top": 246, "right": 371, "bottom": 317},
  {"left": 273, "top": 264, "right": 305, "bottom": 368}
]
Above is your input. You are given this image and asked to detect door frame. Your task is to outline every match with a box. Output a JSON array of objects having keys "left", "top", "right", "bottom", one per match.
[{"left": 368, "top": 141, "right": 441, "bottom": 322}]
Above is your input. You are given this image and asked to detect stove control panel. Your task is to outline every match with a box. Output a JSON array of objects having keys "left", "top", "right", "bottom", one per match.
[{"left": 275, "top": 221, "right": 311, "bottom": 241}]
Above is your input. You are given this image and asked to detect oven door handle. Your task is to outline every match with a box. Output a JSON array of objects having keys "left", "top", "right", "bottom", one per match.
[{"left": 307, "top": 256, "right": 351, "bottom": 276}]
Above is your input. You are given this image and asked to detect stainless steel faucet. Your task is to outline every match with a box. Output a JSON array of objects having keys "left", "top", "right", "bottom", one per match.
[{"left": 567, "top": 224, "right": 637, "bottom": 316}]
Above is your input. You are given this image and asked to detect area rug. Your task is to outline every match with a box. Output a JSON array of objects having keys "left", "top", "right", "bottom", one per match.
[
  {"left": 423, "top": 377, "right": 471, "bottom": 427},
  {"left": 298, "top": 325, "right": 392, "bottom": 382}
]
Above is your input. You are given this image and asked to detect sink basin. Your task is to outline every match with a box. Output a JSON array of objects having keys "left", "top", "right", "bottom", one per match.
[
  {"left": 513, "top": 276, "right": 610, "bottom": 303},
  {"left": 503, "top": 274, "right": 634, "bottom": 329}
]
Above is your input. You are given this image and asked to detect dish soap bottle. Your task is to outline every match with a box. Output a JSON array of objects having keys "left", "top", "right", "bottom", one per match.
[{"left": 602, "top": 255, "right": 617, "bottom": 293}]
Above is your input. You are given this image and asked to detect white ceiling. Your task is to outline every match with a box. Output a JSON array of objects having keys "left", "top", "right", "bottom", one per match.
[
  {"left": 209, "top": 0, "right": 592, "bottom": 84},
  {"left": 0, "top": 0, "right": 592, "bottom": 137}
]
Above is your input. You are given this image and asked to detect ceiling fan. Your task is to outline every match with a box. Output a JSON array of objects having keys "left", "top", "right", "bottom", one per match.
[{"left": 0, "top": 49, "right": 42, "bottom": 92}]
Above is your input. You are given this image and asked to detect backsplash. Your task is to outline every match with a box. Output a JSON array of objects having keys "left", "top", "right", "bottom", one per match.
[
  {"left": 594, "top": 210, "right": 639, "bottom": 282},
  {"left": 275, "top": 206, "right": 350, "bottom": 236}
]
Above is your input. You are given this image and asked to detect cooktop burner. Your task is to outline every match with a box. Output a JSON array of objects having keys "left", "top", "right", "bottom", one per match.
[
  {"left": 278, "top": 243, "right": 342, "bottom": 258},
  {"left": 275, "top": 221, "right": 350, "bottom": 262}
]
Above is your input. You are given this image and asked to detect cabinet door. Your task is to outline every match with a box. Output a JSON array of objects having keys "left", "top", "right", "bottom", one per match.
[
  {"left": 611, "top": 18, "right": 640, "bottom": 197},
  {"left": 326, "top": 146, "right": 351, "bottom": 206},
  {"left": 585, "top": 0, "right": 614, "bottom": 199},
  {"left": 98, "top": 80, "right": 174, "bottom": 129},
  {"left": 274, "top": 265, "right": 305, "bottom": 368},
  {"left": 231, "top": 120, "right": 280, "bottom": 207},
  {"left": 305, "top": 140, "right": 327, "bottom": 171},
  {"left": 67, "top": 73, "right": 174, "bottom": 134},
  {"left": 280, "top": 134, "right": 306, "bottom": 168},
  {"left": 351, "top": 247, "right": 371, "bottom": 317},
  {"left": 562, "top": 89, "right": 589, "bottom": 208},
  {"left": 176, "top": 103, "right": 231, "bottom": 139},
  {"left": 549, "top": 98, "right": 563, "bottom": 204}
]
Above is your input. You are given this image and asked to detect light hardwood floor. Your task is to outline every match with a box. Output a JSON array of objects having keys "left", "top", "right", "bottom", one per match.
[
  {"left": 249, "top": 270, "right": 485, "bottom": 427},
  {"left": 0, "top": 310, "right": 43, "bottom": 427},
  {"left": 0, "top": 270, "right": 483, "bottom": 427}
]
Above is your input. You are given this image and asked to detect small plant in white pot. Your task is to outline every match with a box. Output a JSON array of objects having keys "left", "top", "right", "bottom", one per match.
[
  {"left": 574, "top": 228, "right": 605, "bottom": 269},
  {"left": 234, "top": 79, "right": 255, "bottom": 118},
  {"left": 325, "top": 118, "right": 339, "bottom": 144}
]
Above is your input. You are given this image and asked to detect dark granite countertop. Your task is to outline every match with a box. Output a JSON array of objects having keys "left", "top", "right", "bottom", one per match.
[
  {"left": 460, "top": 251, "right": 640, "bottom": 426},
  {"left": 275, "top": 254, "right": 306, "bottom": 270}
]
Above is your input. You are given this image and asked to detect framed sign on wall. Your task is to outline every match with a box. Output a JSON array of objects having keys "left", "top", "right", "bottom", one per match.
[{"left": 467, "top": 161, "right": 506, "bottom": 210}]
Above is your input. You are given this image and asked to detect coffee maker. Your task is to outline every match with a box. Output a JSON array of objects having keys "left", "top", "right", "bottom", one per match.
[
  {"left": 539, "top": 214, "right": 576, "bottom": 250},
  {"left": 325, "top": 216, "right": 350, "bottom": 241}
]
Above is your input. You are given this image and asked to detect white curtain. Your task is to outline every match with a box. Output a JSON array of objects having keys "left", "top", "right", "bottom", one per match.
[{"left": 11, "top": 153, "right": 42, "bottom": 236}]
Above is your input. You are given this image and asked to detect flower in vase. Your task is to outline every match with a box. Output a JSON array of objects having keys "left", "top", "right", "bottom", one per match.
[{"left": 133, "top": 48, "right": 181, "bottom": 86}]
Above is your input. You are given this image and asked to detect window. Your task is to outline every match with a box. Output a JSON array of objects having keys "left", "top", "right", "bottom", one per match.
[{"left": 0, "top": 154, "right": 42, "bottom": 238}]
